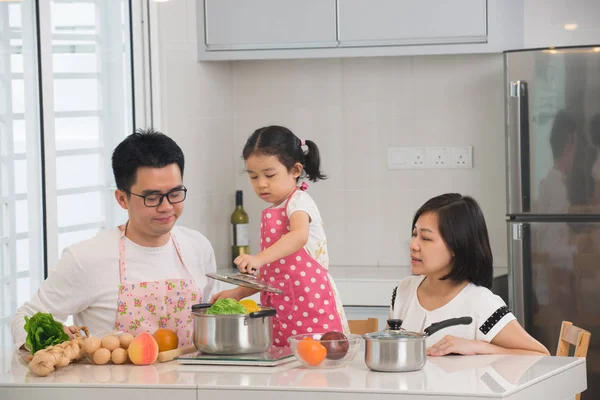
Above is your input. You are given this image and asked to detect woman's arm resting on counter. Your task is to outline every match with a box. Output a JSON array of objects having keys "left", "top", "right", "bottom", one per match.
[{"left": 427, "top": 321, "right": 550, "bottom": 356}]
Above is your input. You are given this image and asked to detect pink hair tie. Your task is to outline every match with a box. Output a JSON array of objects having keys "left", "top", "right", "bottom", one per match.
[{"left": 301, "top": 139, "right": 306, "bottom": 146}]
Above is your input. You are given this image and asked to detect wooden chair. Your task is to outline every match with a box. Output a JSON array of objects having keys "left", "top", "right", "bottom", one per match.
[
  {"left": 556, "top": 321, "right": 591, "bottom": 400},
  {"left": 348, "top": 318, "right": 378, "bottom": 335}
]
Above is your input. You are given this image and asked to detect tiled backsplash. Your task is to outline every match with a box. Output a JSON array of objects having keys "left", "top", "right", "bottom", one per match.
[
  {"left": 232, "top": 55, "right": 507, "bottom": 269},
  {"left": 156, "top": 1, "right": 507, "bottom": 272}
]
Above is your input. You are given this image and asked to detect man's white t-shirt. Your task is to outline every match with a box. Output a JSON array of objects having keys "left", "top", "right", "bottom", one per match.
[
  {"left": 11, "top": 225, "right": 218, "bottom": 348},
  {"left": 389, "top": 275, "right": 516, "bottom": 347}
]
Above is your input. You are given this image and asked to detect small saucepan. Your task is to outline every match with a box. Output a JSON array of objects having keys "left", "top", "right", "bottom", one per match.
[{"left": 363, "top": 317, "right": 473, "bottom": 372}]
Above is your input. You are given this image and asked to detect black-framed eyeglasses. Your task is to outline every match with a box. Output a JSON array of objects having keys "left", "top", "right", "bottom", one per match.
[{"left": 124, "top": 187, "right": 187, "bottom": 207}]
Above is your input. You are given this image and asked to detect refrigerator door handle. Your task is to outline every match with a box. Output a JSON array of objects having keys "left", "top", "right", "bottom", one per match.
[
  {"left": 507, "top": 80, "right": 531, "bottom": 214},
  {"left": 509, "top": 222, "right": 532, "bottom": 330}
]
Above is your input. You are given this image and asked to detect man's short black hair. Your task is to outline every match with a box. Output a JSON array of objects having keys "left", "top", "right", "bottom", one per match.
[{"left": 112, "top": 128, "right": 185, "bottom": 192}]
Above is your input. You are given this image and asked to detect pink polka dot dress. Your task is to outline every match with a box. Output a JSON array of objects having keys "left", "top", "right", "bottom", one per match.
[{"left": 259, "top": 187, "right": 343, "bottom": 346}]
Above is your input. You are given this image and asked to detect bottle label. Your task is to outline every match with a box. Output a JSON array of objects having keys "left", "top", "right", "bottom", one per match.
[{"left": 233, "top": 223, "right": 249, "bottom": 246}]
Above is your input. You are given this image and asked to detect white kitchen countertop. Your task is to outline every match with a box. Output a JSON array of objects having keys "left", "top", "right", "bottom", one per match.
[
  {"left": 216, "top": 265, "right": 509, "bottom": 307},
  {"left": 0, "top": 347, "right": 586, "bottom": 400}
]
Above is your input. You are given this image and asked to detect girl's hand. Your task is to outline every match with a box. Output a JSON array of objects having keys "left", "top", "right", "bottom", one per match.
[
  {"left": 234, "top": 254, "right": 263, "bottom": 274},
  {"left": 426, "top": 335, "right": 481, "bottom": 356},
  {"left": 210, "top": 289, "right": 243, "bottom": 303}
]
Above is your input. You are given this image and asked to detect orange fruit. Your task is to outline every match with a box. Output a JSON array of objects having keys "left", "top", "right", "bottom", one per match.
[
  {"left": 152, "top": 328, "right": 178, "bottom": 352},
  {"left": 297, "top": 338, "right": 327, "bottom": 366}
]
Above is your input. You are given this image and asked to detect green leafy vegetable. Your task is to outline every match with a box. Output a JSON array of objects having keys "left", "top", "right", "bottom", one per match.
[
  {"left": 24, "top": 312, "right": 69, "bottom": 354},
  {"left": 206, "top": 298, "right": 248, "bottom": 315}
]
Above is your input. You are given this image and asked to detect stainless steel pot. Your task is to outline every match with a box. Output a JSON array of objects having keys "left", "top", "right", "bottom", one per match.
[
  {"left": 191, "top": 303, "right": 276, "bottom": 355},
  {"left": 363, "top": 317, "right": 473, "bottom": 372}
]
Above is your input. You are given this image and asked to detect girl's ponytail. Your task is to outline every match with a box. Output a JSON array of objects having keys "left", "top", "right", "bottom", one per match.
[{"left": 303, "top": 140, "right": 327, "bottom": 182}]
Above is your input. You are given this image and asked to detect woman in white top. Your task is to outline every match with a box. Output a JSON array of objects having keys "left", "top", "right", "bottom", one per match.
[{"left": 390, "top": 193, "right": 549, "bottom": 356}]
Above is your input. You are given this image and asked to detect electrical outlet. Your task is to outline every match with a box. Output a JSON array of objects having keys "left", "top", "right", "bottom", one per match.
[
  {"left": 426, "top": 147, "right": 451, "bottom": 168},
  {"left": 388, "top": 147, "right": 426, "bottom": 169},
  {"left": 410, "top": 147, "right": 426, "bottom": 167},
  {"left": 452, "top": 146, "right": 473, "bottom": 168}
]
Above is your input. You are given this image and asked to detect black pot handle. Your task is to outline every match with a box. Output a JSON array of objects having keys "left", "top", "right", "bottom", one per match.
[
  {"left": 191, "top": 303, "right": 212, "bottom": 311},
  {"left": 424, "top": 317, "right": 473, "bottom": 336},
  {"left": 248, "top": 308, "right": 276, "bottom": 318},
  {"left": 386, "top": 319, "right": 403, "bottom": 330}
]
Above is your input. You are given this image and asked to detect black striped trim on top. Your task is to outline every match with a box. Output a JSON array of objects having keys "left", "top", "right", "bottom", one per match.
[
  {"left": 391, "top": 286, "right": 398, "bottom": 310},
  {"left": 479, "top": 306, "right": 511, "bottom": 335}
]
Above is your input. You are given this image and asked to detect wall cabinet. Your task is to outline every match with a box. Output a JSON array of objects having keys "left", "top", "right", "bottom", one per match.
[
  {"left": 337, "top": 0, "right": 487, "bottom": 47},
  {"left": 204, "top": 0, "right": 337, "bottom": 50},
  {"left": 197, "top": 1, "right": 523, "bottom": 60},
  {"left": 198, "top": 1, "right": 599, "bottom": 61}
]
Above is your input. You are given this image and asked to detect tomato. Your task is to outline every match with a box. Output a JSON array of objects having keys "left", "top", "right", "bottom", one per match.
[{"left": 297, "top": 338, "right": 327, "bottom": 366}]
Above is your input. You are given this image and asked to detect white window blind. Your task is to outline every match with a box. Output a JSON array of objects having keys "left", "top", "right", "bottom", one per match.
[{"left": 0, "top": 0, "right": 152, "bottom": 350}]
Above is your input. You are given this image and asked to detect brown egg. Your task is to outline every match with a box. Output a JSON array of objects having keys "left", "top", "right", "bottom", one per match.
[
  {"left": 92, "top": 348, "right": 111, "bottom": 365},
  {"left": 119, "top": 333, "right": 134, "bottom": 349},
  {"left": 101, "top": 335, "right": 120, "bottom": 351},
  {"left": 82, "top": 336, "right": 101, "bottom": 355},
  {"left": 111, "top": 348, "right": 128, "bottom": 365}
]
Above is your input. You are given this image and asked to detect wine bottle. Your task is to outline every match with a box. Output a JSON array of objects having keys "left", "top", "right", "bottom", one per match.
[{"left": 231, "top": 190, "right": 249, "bottom": 269}]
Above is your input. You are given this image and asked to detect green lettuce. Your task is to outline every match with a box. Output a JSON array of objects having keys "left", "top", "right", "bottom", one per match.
[
  {"left": 206, "top": 298, "right": 248, "bottom": 315},
  {"left": 24, "top": 312, "right": 69, "bottom": 354}
]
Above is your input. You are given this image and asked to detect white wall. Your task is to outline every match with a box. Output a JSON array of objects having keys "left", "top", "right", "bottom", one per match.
[
  {"left": 154, "top": 0, "right": 235, "bottom": 267},
  {"left": 524, "top": 0, "right": 600, "bottom": 49},
  {"left": 232, "top": 55, "right": 507, "bottom": 271},
  {"left": 155, "top": 1, "right": 507, "bottom": 272}
]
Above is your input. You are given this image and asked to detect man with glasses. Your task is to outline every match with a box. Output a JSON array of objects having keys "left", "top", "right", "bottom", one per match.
[{"left": 12, "top": 129, "right": 218, "bottom": 349}]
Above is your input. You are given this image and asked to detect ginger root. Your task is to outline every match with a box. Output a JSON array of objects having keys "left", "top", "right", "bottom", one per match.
[
  {"left": 27, "top": 325, "right": 90, "bottom": 377},
  {"left": 28, "top": 352, "right": 57, "bottom": 377}
]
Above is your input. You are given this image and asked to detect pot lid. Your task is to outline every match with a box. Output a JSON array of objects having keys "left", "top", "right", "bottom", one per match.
[
  {"left": 363, "top": 330, "right": 425, "bottom": 340},
  {"left": 206, "top": 273, "right": 283, "bottom": 294},
  {"left": 363, "top": 317, "right": 475, "bottom": 340},
  {"left": 363, "top": 318, "right": 425, "bottom": 340}
]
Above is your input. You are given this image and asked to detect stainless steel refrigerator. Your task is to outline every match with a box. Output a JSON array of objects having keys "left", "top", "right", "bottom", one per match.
[{"left": 505, "top": 45, "right": 600, "bottom": 398}]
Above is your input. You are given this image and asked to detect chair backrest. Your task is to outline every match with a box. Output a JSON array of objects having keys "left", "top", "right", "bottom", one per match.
[
  {"left": 556, "top": 321, "right": 591, "bottom": 358},
  {"left": 348, "top": 318, "right": 378, "bottom": 335},
  {"left": 556, "top": 321, "right": 591, "bottom": 400}
]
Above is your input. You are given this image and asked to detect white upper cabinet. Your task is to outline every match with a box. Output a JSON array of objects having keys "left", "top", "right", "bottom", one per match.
[
  {"left": 337, "top": 0, "right": 487, "bottom": 47},
  {"left": 203, "top": 0, "right": 337, "bottom": 50},
  {"left": 197, "top": 0, "right": 524, "bottom": 60}
]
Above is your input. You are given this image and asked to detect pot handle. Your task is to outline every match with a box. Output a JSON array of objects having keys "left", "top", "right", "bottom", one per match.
[
  {"left": 191, "top": 303, "right": 212, "bottom": 311},
  {"left": 424, "top": 317, "right": 473, "bottom": 336},
  {"left": 248, "top": 308, "right": 276, "bottom": 318}
]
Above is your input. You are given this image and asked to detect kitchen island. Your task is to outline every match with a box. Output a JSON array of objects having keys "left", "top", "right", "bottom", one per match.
[{"left": 0, "top": 348, "right": 586, "bottom": 400}]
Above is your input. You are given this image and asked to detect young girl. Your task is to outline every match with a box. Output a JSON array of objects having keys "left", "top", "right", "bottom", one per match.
[
  {"left": 390, "top": 193, "right": 549, "bottom": 356},
  {"left": 211, "top": 125, "right": 349, "bottom": 345}
]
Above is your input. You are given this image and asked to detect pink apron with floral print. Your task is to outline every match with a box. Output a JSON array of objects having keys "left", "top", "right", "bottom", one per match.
[
  {"left": 259, "top": 186, "right": 343, "bottom": 347},
  {"left": 114, "top": 224, "right": 202, "bottom": 347}
]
